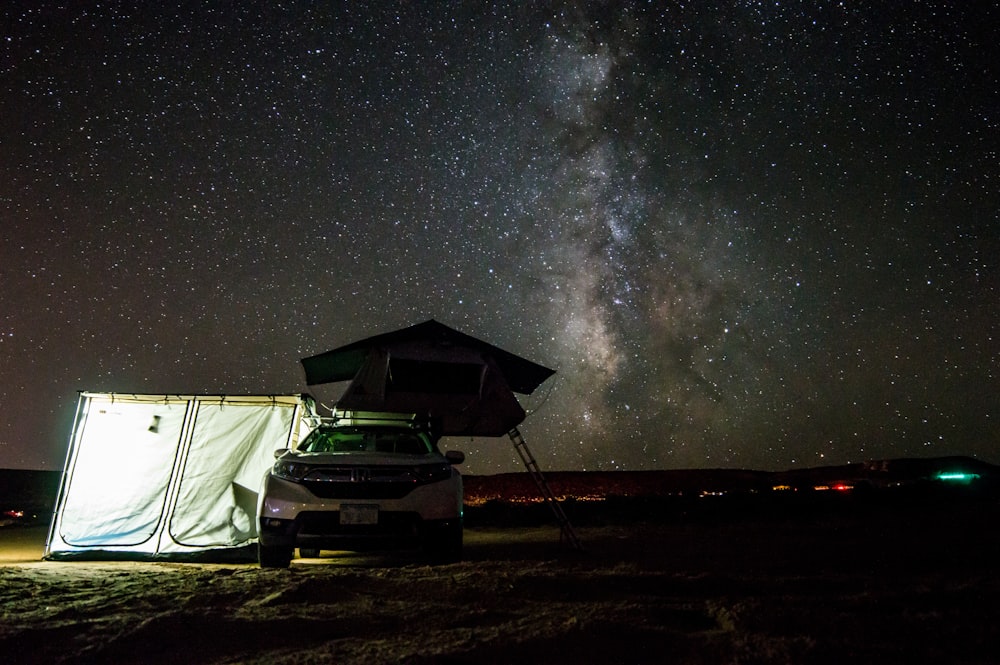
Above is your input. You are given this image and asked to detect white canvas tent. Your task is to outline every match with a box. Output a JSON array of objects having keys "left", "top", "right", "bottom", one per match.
[{"left": 45, "top": 393, "right": 312, "bottom": 561}]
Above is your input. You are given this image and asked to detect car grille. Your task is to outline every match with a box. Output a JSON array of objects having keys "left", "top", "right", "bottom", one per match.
[{"left": 302, "top": 466, "right": 421, "bottom": 499}]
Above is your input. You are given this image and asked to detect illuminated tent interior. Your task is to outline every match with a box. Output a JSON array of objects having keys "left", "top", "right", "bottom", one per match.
[
  {"left": 45, "top": 393, "right": 312, "bottom": 560},
  {"left": 301, "top": 319, "right": 555, "bottom": 436}
]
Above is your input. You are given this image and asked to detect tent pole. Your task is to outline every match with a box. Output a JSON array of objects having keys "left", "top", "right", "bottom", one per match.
[{"left": 44, "top": 392, "right": 89, "bottom": 558}]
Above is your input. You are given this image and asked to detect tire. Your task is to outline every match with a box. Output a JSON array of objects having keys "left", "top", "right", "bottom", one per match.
[
  {"left": 259, "top": 543, "right": 293, "bottom": 568},
  {"left": 298, "top": 547, "right": 321, "bottom": 558}
]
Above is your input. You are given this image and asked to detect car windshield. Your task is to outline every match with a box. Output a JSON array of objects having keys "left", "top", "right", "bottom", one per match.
[{"left": 299, "top": 427, "right": 432, "bottom": 454}]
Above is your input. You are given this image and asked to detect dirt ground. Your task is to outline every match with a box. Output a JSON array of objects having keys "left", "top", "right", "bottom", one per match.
[{"left": 2, "top": 500, "right": 999, "bottom": 665}]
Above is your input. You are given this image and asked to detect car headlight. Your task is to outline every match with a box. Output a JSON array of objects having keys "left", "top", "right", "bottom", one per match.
[{"left": 272, "top": 458, "right": 312, "bottom": 481}]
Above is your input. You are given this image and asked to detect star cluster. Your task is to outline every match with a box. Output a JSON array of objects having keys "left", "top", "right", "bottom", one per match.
[{"left": 2, "top": 3, "right": 997, "bottom": 472}]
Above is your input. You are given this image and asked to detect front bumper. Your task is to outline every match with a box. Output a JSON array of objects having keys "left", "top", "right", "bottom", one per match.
[
  {"left": 257, "top": 472, "right": 462, "bottom": 551},
  {"left": 259, "top": 512, "right": 461, "bottom": 551}
]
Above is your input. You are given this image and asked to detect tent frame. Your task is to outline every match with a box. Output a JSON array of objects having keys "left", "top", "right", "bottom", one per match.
[{"left": 45, "top": 392, "right": 311, "bottom": 561}]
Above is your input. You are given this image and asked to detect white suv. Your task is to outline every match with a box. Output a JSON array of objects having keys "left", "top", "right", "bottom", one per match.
[{"left": 257, "top": 412, "right": 464, "bottom": 568}]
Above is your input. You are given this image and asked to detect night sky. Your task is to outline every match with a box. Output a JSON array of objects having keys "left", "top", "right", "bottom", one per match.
[{"left": 2, "top": 3, "right": 997, "bottom": 473}]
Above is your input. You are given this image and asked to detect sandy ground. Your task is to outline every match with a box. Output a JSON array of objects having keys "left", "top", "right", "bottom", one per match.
[{"left": 2, "top": 503, "right": 999, "bottom": 665}]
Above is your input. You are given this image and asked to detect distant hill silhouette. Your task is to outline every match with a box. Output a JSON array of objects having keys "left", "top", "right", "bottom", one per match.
[
  {"left": 0, "top": 469, "right": 61, "bottom": 507},
  {"left": 463, "top": 455, "right": 1000, "bottom": 504},
  {"left": 3, "top": 455, "right": 996, "bottom": 519}
]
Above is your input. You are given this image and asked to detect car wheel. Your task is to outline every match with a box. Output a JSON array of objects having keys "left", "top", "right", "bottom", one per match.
[
  {"left": 259, "top": 543, "right": 293, "bottom": 568},
  {"left": 298, "top": 547, "right": 320, "bottom": 558}
]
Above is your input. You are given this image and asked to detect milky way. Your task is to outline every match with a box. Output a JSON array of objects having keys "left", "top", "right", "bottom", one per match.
[{"left": 2, "top": 3, "right": 997, "bottom": 472}]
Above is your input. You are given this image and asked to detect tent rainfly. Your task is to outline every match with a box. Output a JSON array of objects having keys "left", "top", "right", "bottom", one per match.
[
  {"left": 300, "top": 320, "right": 556, "bottom": 437},
  {"left": 45, "top": 393, "right": 312, "bottom": 561}
]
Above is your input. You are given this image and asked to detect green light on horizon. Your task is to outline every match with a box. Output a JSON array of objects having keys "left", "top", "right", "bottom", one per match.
[{"left": 935, "top": 472, "right": 980, "bottom": 483}]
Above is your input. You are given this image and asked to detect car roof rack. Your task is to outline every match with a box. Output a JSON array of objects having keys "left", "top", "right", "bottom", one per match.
[{"left": 306, "top": 410, "right": 432, "bottom": 430}]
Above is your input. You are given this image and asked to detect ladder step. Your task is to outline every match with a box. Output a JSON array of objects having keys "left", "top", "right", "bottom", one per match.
[{"left": 508, "top": 427, "right": 584, "bottom": 551}]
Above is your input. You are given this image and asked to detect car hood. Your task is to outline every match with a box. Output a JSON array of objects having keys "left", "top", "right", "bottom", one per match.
[{"left": 280, "top": 451, "right": 446, "bottom": 466}]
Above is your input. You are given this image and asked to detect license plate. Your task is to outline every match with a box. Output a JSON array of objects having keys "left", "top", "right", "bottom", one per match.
[{"left": 340, "top": 504, "right": 379, "bottom": 525}]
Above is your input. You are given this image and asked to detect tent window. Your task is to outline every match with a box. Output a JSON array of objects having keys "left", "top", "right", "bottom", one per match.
[{"left": 387, "top": 358, "right": 482, "bottom": 395}]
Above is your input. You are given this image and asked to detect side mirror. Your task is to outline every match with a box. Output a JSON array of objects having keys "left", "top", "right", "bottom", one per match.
[
  {"left": 274, "top": 448, "right": 288, "bottom": 459},
  {"left": 445, "top": 450, "right": 465, "bottom": 465}
]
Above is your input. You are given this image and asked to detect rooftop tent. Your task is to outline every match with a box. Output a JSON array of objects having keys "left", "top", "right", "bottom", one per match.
[
  {"left": 46, "top": 393, "right": 312, "bottom": 561},
  {"left": 300, "top": 320, "right": 555, "bottom": 436}
]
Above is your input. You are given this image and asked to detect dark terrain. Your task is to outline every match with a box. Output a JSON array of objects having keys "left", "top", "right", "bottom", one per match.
[{"left": 1, "top": 458, "right": 998, "bottom": 664}]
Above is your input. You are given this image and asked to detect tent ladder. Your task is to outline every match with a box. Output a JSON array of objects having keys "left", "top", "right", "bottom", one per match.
[{"left": 507, "top": 427, "right": 584, "bottom": 552}]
